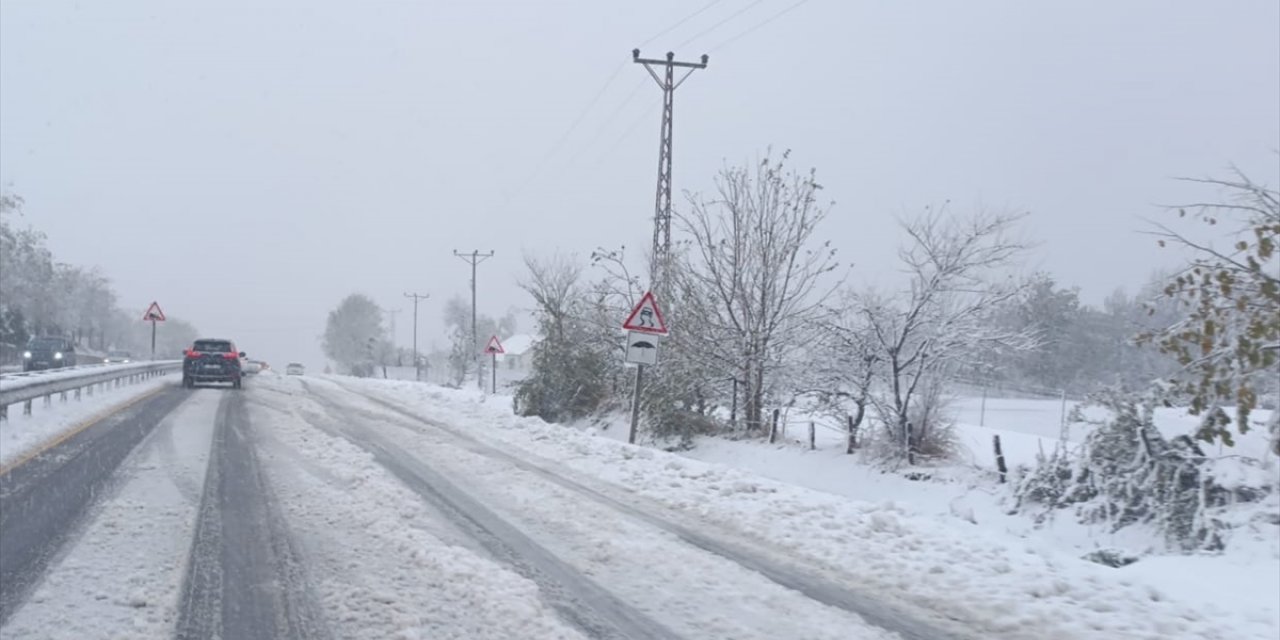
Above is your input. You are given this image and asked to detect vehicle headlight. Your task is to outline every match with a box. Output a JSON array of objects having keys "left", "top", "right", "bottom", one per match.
[
  {"left": 54, "top": 352, "right": 63, "bottom": 359},
  {"left": 22, "top": 351, "right": 31, "bottom": 359},
  {"left": 123, "top": 359, "right": 130, "bottom": 363}
]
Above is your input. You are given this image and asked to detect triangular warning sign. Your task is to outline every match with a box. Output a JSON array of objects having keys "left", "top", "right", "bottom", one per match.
[
  {"left": 622, "top": 291, "right": 668, "bottom": 335},
  {"left": 142, "top": 301, "right": 166, "bottom": 322},
  {"left": 483, "top": 335, "right": 505, "bottom": 354}
]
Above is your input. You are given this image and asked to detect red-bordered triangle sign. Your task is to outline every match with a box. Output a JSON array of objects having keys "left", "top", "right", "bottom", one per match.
[
  {"left": 142, "top": 301, "right": 166, "bottom": 322},
  {"left": 622, "top": 291, "right": 668, "bottom": 335},
  {"left": 483, "top": 335, "right": 505, "bottom": 354}
]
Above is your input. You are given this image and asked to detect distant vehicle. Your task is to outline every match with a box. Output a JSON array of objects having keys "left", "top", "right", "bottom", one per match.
[
  {"left": 285, "top": 363, "right": 305, "bottom": 376},
  {"left": 183, "top": 339, "right": 245, "bottom": 389},
  {"left": 22, "top": 337, "right": 77, "bottom": 371},
  {"left": 103, "top": 350, "right": 133, "bottom": 364}
]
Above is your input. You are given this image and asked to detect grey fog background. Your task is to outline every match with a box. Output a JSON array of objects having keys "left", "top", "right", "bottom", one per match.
[{"left": 2, "top": 0, "right": 1277, "bottom": 370}]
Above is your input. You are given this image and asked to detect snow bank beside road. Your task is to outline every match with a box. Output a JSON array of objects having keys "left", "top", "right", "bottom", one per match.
[
  {"left": 340, "top": 378, "right": 1278, "bottom": 640},
  {"left": 0, "top": 374, "right": 174, "bottom": 468}
]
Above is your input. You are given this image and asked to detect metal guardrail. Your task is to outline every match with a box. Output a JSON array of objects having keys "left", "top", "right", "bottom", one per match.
[
  {"left": 0, "top": 361, "right": 181, "bottom": 420},
  {"left": 0, "top": 362, "right": 113, "bottom": 382}
]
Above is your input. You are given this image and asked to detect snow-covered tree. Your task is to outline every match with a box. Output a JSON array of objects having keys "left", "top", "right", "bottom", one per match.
[
  {"left": 809, "top": 294, "right": 879, "bottom": 453},
  {"left": 1, "top": 190, "right": 201, "bottom": 358},
  {"left": 514, "top": 253, "right": 615, "bottom": 422},
  {"left": 1139, "top": 172, "right": 1279, "bottom": 447},
  {"left": 323, "top": 293, "right": 386, "bottom": 375},
  {"left": 671, "top": 151, "right": 839, "bottom": 434},
  {"left": 858, "top": 208, "right": 1035, "bottom": 461},
  {"left": 442, "top": 295, "right": 516, "bottom": 388}
]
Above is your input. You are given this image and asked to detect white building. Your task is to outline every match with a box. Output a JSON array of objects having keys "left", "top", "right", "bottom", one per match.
[{"left": 496, "top": 333, "right": 536, "bottom": 375}]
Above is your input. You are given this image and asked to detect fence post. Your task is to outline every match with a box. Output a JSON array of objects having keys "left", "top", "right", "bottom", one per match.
[
  {"left": 846, "top": 415, "right": 857, "bottom": 454},
  {"left": 768, "top": 408, "right": 780, "bottom": 444},
  {"left": 809, "top": 421, "right": 816, "bottom": 451},
  {"left": 993, "top": 434, "right": 1008, "bottom": 483}
]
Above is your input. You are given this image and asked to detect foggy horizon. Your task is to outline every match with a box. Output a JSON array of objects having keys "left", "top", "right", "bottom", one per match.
[{"left": 3, "top": 0, "right": 1277, "bottom": 368}]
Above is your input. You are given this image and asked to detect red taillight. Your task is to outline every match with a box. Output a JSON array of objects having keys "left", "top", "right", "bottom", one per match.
[{"left": 223, "top": 352, "right": 238, "bottom": 360}]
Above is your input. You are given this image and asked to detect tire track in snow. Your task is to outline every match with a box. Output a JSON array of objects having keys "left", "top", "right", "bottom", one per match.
[
  {"left": 0, "top": 386, "right": 188, "bottom": 625},
  {"left": 298, "top": 381, "right": 680, "bottom": 640},
  {"left": 331, "top": 380, "right": 970, "bottom": 640},
  {"left": 175, "top": 391, "right": 330, "bottom": 640}
]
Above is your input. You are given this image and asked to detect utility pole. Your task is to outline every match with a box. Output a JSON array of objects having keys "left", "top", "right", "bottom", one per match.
[
  {"left": 404, "top": 292, "right": 429, "bottom": 381},
  {"left": 633, "top": 49, "right": 708, "bottom": 293},
  {"left": 627, "top": 49, "right": 707, "bottom": 444},
  {"left": 453, "top": 250, "right": 494, "bottom": 390}
]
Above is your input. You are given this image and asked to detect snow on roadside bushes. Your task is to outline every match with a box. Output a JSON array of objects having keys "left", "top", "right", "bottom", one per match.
[{"left": 340, "top": 378, "right": 1279, "bottom": 640}]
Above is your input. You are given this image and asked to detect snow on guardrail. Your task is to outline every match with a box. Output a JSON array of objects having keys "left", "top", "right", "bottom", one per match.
[{"left": 0, "top": 361, "right": 181, "bottom": 416}]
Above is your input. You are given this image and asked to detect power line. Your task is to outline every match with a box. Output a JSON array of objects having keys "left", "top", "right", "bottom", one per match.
[
  {"left": 532, "top": 61, "right": 627, "bottom": 169},
  {"left": 709, "top": 0, "right": 812, "bottom": 53},
  {"left": 495, "top": 2, "right": 748, "bottom": 212},
  {"left": 589, "top": 98, "right": 662, "bottom": 166},
  {"left": 676, "top": 0, "right": 770, "bottom": 49},
  {"left": 637, "top": 0, "right": 726, "bottom": 48},
  {"left": 569, "top": 79, "right": 650, "bottom": 166}
]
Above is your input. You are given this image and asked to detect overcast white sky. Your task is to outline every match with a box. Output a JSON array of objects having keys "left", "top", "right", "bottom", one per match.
[{"left": 2, "top": 1, "right": 1277, "bottom": 369}]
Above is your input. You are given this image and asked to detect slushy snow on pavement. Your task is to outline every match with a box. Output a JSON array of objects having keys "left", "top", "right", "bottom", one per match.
[{"left": 338, "top": 377, "right": 1280, "bottom": 640}]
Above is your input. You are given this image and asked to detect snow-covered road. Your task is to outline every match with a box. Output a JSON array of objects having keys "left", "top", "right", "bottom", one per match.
[
  {"left": 0, "top": 373, "right": 1269, "bottom": 639},
  {"left": 0, "top": 376, "right": 919, "bottom": 639}
]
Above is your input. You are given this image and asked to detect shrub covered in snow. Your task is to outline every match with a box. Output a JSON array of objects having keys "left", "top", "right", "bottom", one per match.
[{"left": 1015, "top": 389, "right": 1276, "bottom": 552}]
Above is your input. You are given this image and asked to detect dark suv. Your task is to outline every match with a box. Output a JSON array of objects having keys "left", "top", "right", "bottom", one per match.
[
  {"left": 183, "top": 339, "right": 245, "bottom": 389},
  {"left": 23, "top": 337, "right": 77, "bottom": 371}
]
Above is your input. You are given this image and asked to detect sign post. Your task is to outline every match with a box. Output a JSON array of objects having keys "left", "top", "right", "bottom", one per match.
[
  {"left": 483, "top": 335, "right": 505, "bottom": 394},
  {"left": 142, "top": 302, "right": 166, "bottom": 360},
  {"left": 621, "top": 291, "right": 668, "bottom": 444}
]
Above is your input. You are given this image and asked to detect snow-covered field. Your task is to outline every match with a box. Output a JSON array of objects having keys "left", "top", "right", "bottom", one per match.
[
  {"left": 680, "top": 406, "right": 1280, "bottom": 629},
  {"left": 0, "top": 371, "right": 177, "bottom": 468},
  {"left": 336, "top": 377, "right": 1280, "bottom": 640}
]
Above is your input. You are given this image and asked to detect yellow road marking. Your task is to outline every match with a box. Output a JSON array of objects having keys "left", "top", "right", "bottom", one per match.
[{"left": 0, "top": 384, "right": 171, "bottom": 478}]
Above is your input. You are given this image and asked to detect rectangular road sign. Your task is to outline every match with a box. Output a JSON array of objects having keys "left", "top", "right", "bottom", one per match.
[{"left": 624, "top": 331, "right": 659, "bottom": 366}]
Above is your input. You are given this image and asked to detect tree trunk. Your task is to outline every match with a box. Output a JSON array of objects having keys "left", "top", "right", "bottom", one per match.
[{"left": 846, "top": 401, "right": 866, "bottom": 454}]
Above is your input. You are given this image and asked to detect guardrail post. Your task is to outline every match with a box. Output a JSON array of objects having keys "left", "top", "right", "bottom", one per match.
[
  {"left": 75, "top": 387, "right": 82, "bottom": 400},
  {"left": 0, "top": 404, "right": 7, "bottom": 421},
  {"left": 60, "top": 391, "right": 67, "bottom": 403},
  {"left": 43, "top": 394, "right": 51, "bottom": 407},
  {"left": 23, "top": 399, "right": 33, "bottom": 416}
]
